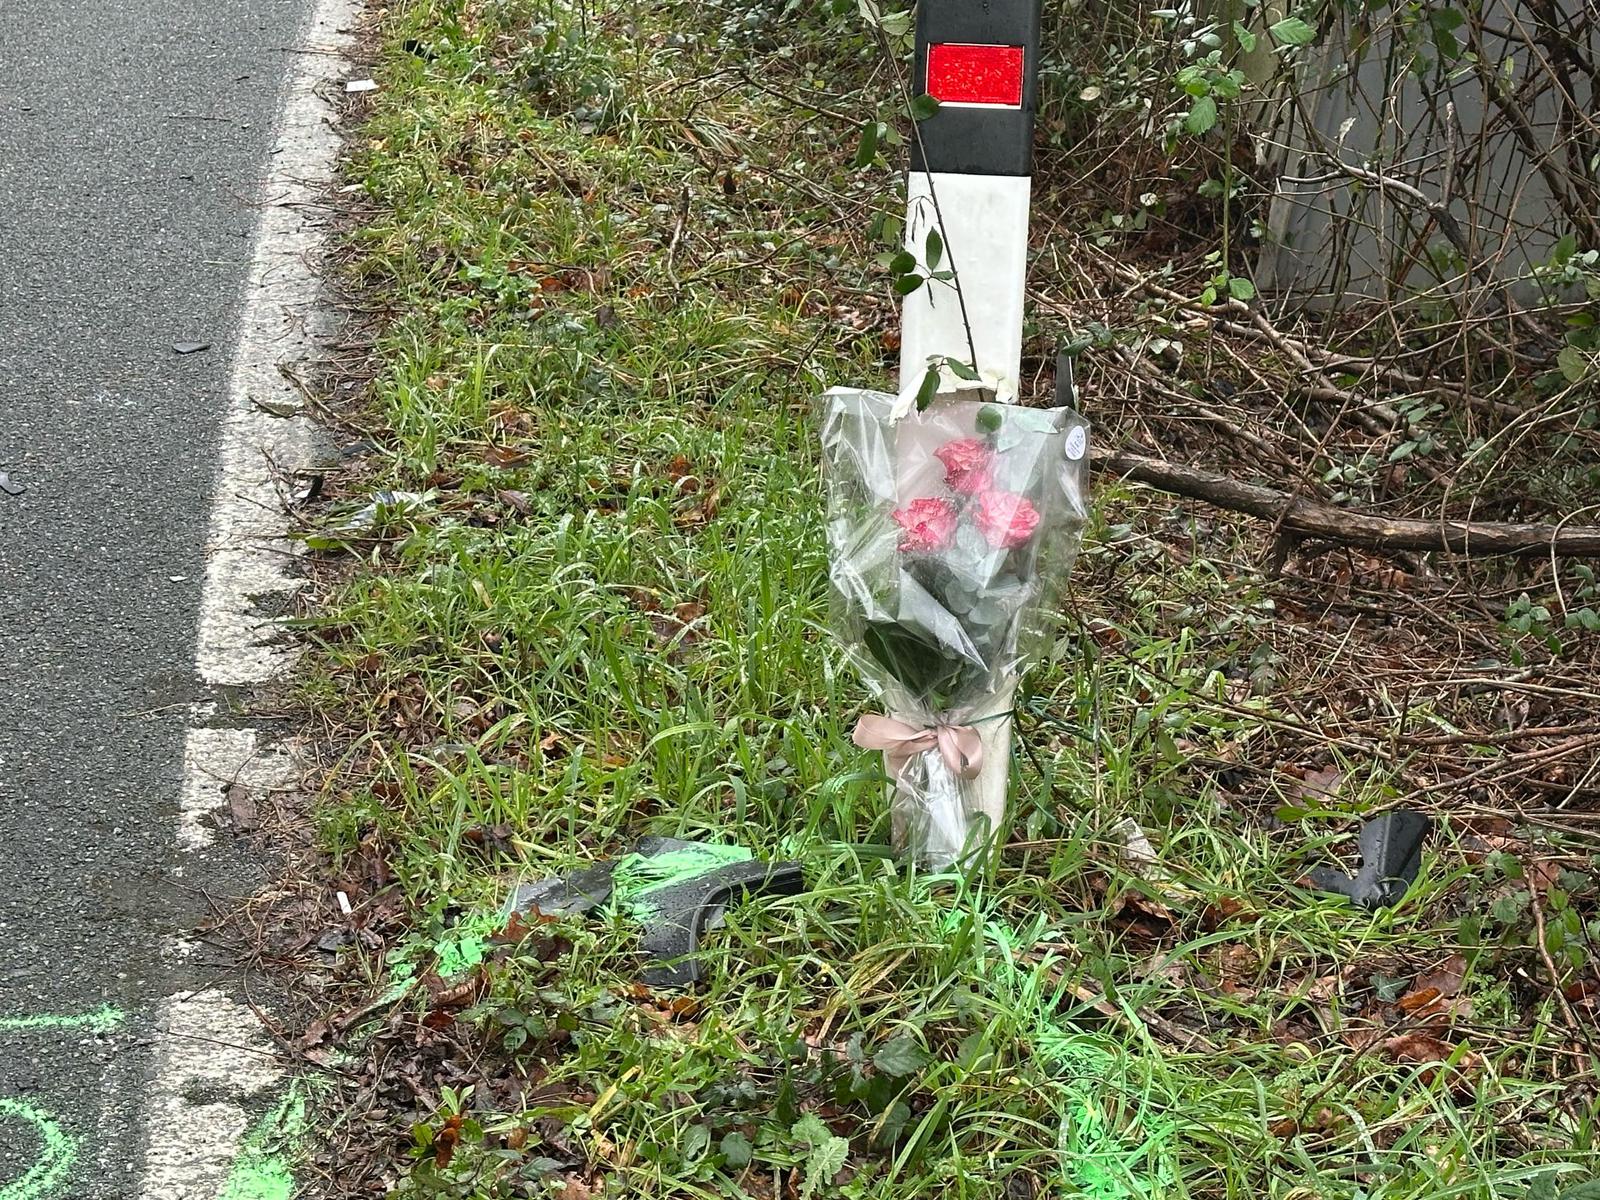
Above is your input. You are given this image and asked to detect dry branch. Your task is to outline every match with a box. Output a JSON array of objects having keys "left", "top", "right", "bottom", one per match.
[{"left": 1096, "top": 449, "right": 1600, "bottom": 558}]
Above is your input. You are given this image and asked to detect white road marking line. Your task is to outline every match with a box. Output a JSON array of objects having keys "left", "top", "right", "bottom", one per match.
[
  {"left": 138, "top": 0, "right": 355, "bottom": 1194},
  {"left": 177, "top": 727, "right": 296, "bottom": 854},
  {"left": 136, "top": 992, "right": 286, "bottom": 1200}
]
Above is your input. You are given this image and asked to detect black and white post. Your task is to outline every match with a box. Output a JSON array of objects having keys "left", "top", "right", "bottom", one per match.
[
  {"left": 899, "top": 0, "right": 1044, "bottom": 857},
  {"left": 900, "top": 0, "right": 1042, "bottom": 400}
]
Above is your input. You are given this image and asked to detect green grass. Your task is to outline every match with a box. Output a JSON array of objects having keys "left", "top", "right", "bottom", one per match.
[{"left": 298, "top": 1, "right": 1599, "bottom": 1197}]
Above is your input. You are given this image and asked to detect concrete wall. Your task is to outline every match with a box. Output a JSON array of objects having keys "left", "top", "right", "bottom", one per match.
[{"left": 1250, "top": 0, "right": 1597, "bottom": 308}]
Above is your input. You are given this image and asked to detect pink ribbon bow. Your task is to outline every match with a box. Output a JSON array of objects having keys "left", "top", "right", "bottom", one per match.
[{"left": 852, "top": 714, "right": 985, "bottom": 781}]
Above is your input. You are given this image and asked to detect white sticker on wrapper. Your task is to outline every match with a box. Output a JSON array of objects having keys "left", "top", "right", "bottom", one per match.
[{"left": 1064, "top": 425, "right": 1087, "bottom": 461}]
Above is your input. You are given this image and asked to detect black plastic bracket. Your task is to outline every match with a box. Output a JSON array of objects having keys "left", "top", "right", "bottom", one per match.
[{"left": 1306, "top": 811, "right": 1431, "bottom": 911}]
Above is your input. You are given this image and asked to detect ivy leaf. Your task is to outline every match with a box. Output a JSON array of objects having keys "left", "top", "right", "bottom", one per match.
[
  {"left": 909, "top": 93, "right": 941, "bottom": 121},
  {"left": 873, "top": 1034, "right": 932, "bottom": 1077},
  {"left": 681, "top": 1124, "right": 711, "bottom": 1161},
  {"left": 924, "top": 227, "right": 944, "bottom": 271},
  {"left": 853, "top": 119, "right": 881, "bottom": 168},
  {"left": 1269, "top": 16, "right": 1318, "bottom": 46},
  {"left": 720, "top": 1131, "right": 753, "bottom": 1167},
  {"left": 1185, "top": 95, "right": 1218, "bottom": 135},
  {"left": 1232, "top": 20, "right": 1258, "bottom": 52}
]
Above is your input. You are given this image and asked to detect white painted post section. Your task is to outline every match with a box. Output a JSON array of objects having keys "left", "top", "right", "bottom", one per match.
[
  {"left": 900, "top": 171, "right": 1032, "bottom": 399},
  {"left": 896, "top": 169, "right": 1033, "bottom": 862}
]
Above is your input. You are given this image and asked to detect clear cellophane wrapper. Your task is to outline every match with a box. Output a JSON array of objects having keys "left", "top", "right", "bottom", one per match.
[{"left": 820, "top": 389, "right": 1090, "bottom": 868}]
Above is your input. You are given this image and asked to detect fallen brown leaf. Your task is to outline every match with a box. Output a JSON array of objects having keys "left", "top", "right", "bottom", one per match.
[
  {"left": 1299, "top": 765, "right": 1344, "bottom": 802},
  {"left": 498, "top": 488, "right": 533, "bottom": 514},
  {"left": 483, "top": 443, "right": 533, "bottom": 469},
  {"left": 227, "top": 782, "right": 259, "bottom": 833},
  {"left": 434, "top": 1113, "right": 463, "bottom": 1167},
  {"left": 1385, "top": 1032, "right": 1453, "bottom": 1064}
]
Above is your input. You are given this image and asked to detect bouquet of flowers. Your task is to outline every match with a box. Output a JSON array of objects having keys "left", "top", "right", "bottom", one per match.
[{"left": 821, "top": 388, "right": 1089, "bottom": 868}]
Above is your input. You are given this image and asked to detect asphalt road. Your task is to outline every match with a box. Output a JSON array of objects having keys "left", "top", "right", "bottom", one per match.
[{"left": 0, "top": 1, "right": 313, "bottom": 1192}]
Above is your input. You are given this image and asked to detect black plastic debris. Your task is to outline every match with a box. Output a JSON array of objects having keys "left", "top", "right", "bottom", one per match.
[
  {"left": 1307, "top": 810, "right": 1430, "bottom": 911},
  {"left": 505, "top": 860, "right": 618, "bottom": 918},
  {"left": 633, "top": 846, "right": 806, "bottom": 989},
  {"left": 505, "top": 837, "right": 805, "bottom": 988}
]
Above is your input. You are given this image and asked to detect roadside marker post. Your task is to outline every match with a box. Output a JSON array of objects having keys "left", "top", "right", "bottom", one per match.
[
  {"left": 900, "top": 0, "right": 1043, "bottom": 403},
  {"left": 897, "top": 0, "right": 1044, "bottom": 860}
]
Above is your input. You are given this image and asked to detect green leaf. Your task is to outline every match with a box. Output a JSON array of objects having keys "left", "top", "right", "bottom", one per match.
[
  {"left": 888, "top": 249, "right": 917, "bottom": 276},
  {"left": 1269, "top": 16, "right": 1318, "bottom": 46},
  {"left": 1371, "top": 971, "right": 1409, "bottom": 1003},
  {"left": 945, "top": 357, "right": 981, "bottom": 381},
  {"left": 791, "top": 1114, "right": 832, "bottom": 1146},
  {"left": 915, "top": 367, "right": 940, "bottom": 413},
  {"left": 1558, "top": 1183, "right": 1600, "bottom": 1200},
  {"left": 1232, "top": 20, "right": 1257, "bottom": 52},
  {"left": 1490, "top": 891, "right": 1529, "bottom": 925},
  {"left": 892, "top": 273, "right": 924, "bottom": 296},
  {"left": 924, "top": 227, "right": 944, "bottom": 271},
  {"left": 1558, "top": 344, "right": 1589, "bottom": 384},
  {"left": 1185, "top": 95, "right": 1218, "bottom": 135},
  {"left": 1211, "top": 71, "right": 1244, "bottom": 100},
  {"left": 720, "top": 1131, "right": 753, "bottom": 1167},
  {"left": 909, "top": 93, "right": 941, "bottom": 121},
  {"left": 853, "top": 118, "right": 880, "bottom": 168},
  {"left": 1228, "top": 276, "right": 1257, "bottom": 301},
  {"left": 681, "top": 1123, "right": 712, "bottom": 1160},
  {"left": 872, "top": 1034, "right": 932, "bottom": 1076},
  {"left": 803, "top": 1135, "right": 849, "bottom": 1200}
]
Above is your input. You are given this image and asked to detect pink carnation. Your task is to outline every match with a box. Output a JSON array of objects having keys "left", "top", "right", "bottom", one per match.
[
  {"left": 892, "top": 497, "right": 959, "bottom": 553},
  {"left": 974, "top": 490, "right": 1041, "bottom": 550},
  {"left": 934, "top": 437, "right": 994, "bottom": 494}
]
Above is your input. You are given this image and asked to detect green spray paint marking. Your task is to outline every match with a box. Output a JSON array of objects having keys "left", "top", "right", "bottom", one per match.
[
  {"left": 0, "top": 1006, "right": 125, "bottom": 1036},
  {"left": 432, "top": 909, "right": 503, "bottom": 979},
  {"left": 0, "top": 1006, "right": 125, "bottom": 1199},
  {"left": 614, "top": 842, "right": 752, "bottom": 919},
  {"left": 962, "top": 915, "right": 1174, "bottom": 1199},
  {"left": 218, "top": 1091, "right": 310, "bottom": 1200},
  {"left": 0, "top": 1098, "right": 76, "bottom": 1200}
]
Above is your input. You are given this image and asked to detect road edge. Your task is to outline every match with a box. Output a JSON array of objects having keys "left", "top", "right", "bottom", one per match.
[{"left": 135, "top": 0, "right": 358, "bottom": 1195}]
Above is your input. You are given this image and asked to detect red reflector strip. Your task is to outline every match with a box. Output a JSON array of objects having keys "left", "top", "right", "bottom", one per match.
[{"left": 926, "top": 43, "right": 1025, "bottom": 107}]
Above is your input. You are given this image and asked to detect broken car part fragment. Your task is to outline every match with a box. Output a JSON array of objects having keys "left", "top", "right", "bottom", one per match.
[
  {"left": 1306, "top": 810, "right": 1430, "bottom": 911},
  {"left": 505, "top": 837, "right": 804, "bottom": 988}
]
